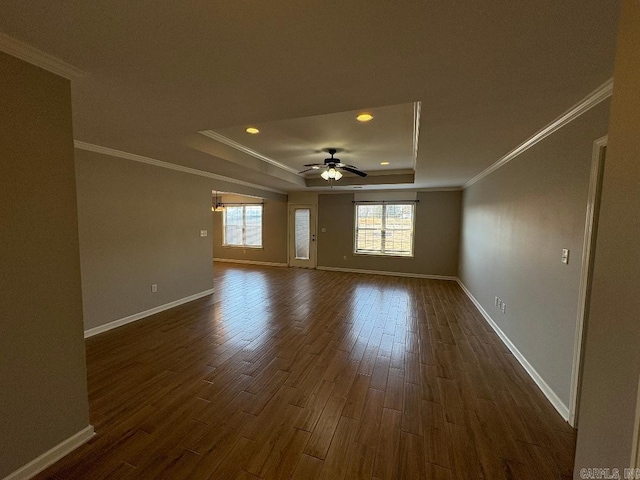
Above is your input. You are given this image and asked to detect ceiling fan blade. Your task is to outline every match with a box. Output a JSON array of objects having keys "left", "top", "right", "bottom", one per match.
[
  {"left": 303, "top": 163, "right": 323, "bottom": 167},
  {"left": 341, "top": 166, "right": 368, "bottom": 177},
  {"left": 298, "top": 168, "right": 316, "bottom": 174}
]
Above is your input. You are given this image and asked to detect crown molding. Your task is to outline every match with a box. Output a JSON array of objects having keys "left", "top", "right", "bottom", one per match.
[
  {"left": 74, "top": 141, "right": 286, "bottom": 194},
  {"left": 0, "top": 32, "right": 85, "bottom": 80},
  {"left": 416, "top": 187, "right": 463, "bottom": 192},
  {"left": 199, "top": 130, "right": 301, "bottom": 175},
  {"left": 412, "top": 101, "right": 421, "bottom": 172},
  {"left": 370, "top": 168, "right": 414, "bottom": 177},
  {"left": 464, "top": 78, "right": 614, "bottom": 189},
  {"left": 305, "top": 173, "right": 414, "bottom": 188}
]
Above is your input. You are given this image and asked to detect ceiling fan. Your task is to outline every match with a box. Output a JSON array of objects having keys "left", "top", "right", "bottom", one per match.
[{"left": 298, "top": 148, "right": 368, "bottom": 181}]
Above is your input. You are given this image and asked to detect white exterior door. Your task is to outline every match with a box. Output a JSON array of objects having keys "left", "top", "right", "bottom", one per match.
[{"left": 289, "top": 205, "right": 317, "bottom": 268}]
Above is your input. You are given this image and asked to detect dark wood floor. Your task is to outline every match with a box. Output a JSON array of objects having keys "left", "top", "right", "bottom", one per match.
[{"left": 35, "top": 263, "right": 575, "bottom": 479}]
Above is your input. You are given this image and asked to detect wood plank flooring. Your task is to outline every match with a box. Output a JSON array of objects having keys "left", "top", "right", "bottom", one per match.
[{"left": 34, "top": 264, "right": 575, "bottom": 479}]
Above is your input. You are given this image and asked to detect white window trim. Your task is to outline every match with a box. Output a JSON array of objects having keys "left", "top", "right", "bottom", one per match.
[
  {"left": 222, "top": 204, "right": 264, "bottom": 248},
  {"left": 353, "top": 202, "right": 415, "bottom": 257}
]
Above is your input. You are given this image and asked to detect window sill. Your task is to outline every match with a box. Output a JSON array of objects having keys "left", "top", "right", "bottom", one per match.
[
  {"left": 353, "top": 252, "right": 414, "bottom": 259},
  {"left": 222, "top": 245, "right": 263, "bottom": 250}
]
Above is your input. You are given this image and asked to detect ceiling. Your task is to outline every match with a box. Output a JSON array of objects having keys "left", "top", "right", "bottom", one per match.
[
  {"left": 0, "top": 1, "right": 620, "bottom": 193},
  {"left": 203, "top": 102, "right": 418, "bottom": 186}
]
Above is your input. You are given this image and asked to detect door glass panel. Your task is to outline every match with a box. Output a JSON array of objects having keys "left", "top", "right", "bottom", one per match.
[{"left": 294, "top": 209, "right": 310, "bottom": 260}]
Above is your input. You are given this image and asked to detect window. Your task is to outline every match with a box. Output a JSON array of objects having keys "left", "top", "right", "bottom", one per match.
[
  {"left": 354, "top": 203, "right": 415, "bottom": 256},
  {"left": 223, "top": 205, "right": 263, "bottom": 247},
  {"left": 294, "top": 209, "right": 310, "bottom": 260}
]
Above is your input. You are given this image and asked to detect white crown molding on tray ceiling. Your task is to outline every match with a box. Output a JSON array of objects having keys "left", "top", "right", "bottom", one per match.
[
  {"left": 74, "top": 141, "right": 286, "bottom": 194},
  {"left": 464, "top": 78, "right": 614, "bottom": 189},
  {"left": 199, "top": 130, "right": 301, "bottom": 175},
  {"left": 412, "top": 101, "right": 421, "bottom": 173},
  {"left": 0, "top": 32, "right": 85, "bottom": 80}
]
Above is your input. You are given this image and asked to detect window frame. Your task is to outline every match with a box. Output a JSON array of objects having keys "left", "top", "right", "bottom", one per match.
[
  {"left": 222, "top": 204, "right": 264, "bottom": 249},
  {"left": 353, "top": 202, "right": 416, "bottom": 257}
]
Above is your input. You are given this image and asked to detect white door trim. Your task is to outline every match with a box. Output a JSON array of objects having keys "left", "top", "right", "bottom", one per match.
[
  {"left": 631, "top": 377, "right": 640, "bottom": 468},
  {"left": 568, "top": 135, "right": 608, "bottom": 426}
]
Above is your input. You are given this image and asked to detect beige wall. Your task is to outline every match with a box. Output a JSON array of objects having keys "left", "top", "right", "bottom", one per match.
[
  {"left": 287, "top": 191, "right": 318, "bottom": 205},
  {"left": 212, "top": 194, "right": 288, "bottom": 264},
  {"left": 75, "top": 149, "right": 215, "bottom": 331},
  {"left": 317, "top": 191, "right": 461, "bottom": 276},
  {"left": 575, "top": 0, "right": 640, "bottom": 471},
  {"left": 459, "top": 101, "right": 610, "bottom": 411},
  {"left": 0, "top": 53, "right": 91, "bottom": 478}
]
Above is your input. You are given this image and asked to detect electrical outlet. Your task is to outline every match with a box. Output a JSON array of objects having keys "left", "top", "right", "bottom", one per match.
[
  {"left": 343, "top": 255, "right": 347, "bottom": 260},
  {"left": 562, "top": 248, "right": 570, "bottom": 264},
  {"left": 151, "top": 284, "right": 158, "bottom": 293},
  {"left": 200, "top": 230, "right": 208, "bottom": 237}
]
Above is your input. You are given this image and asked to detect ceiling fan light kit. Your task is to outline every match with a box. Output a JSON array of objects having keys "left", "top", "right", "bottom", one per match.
[{"left": 321, "top": 168, "right": 342, "bottom": 181}]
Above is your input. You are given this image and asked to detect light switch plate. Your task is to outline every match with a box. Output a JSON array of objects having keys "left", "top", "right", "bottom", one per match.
[
  {"left": 562, "top": 248, "right": 569, "bottom": 264},
  {"left": 200, "top": 230, "right": 208, "bottom": 237}
]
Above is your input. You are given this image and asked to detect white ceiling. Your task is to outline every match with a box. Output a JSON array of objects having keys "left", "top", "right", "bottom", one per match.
[{"left": 0, "top": 1, "right": 620, "bottom": 193}]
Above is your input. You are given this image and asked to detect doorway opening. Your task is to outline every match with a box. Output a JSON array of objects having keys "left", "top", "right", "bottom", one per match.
[{"left": 569, "top": 135, "right": 607, "bottom": 426}]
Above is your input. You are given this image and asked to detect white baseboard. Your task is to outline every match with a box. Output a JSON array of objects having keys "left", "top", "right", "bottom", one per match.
[
  {"left": 213, "top": 258, "right": 288, "bottom": 267},
  {"left": 3, "top": 425, "right": 95, "bottom": 480},
  {"left": 455, "top": 279, "right": 570, "bottom": 421},
  {"left": 84, "top": 289, "right": 214, "bottom": 338},
  {"left": 316, "top": 265, "right": 457, "bottom": 281}
]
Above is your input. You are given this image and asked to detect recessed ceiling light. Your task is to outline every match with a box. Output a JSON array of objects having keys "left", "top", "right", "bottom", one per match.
[
  {"left": 356, "top": 113, "right": 373, "bottom": 122},
  {"left": 245, "top": 127, "right": 260, "bottom": 134},
  {"left": 380, "top": 161, "right": 390, "bottom": 165}
]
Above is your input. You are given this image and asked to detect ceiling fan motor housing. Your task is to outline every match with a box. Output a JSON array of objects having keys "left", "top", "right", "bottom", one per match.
[{"left": 325, "top": 148, "right": 339, "bottom": 164}]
